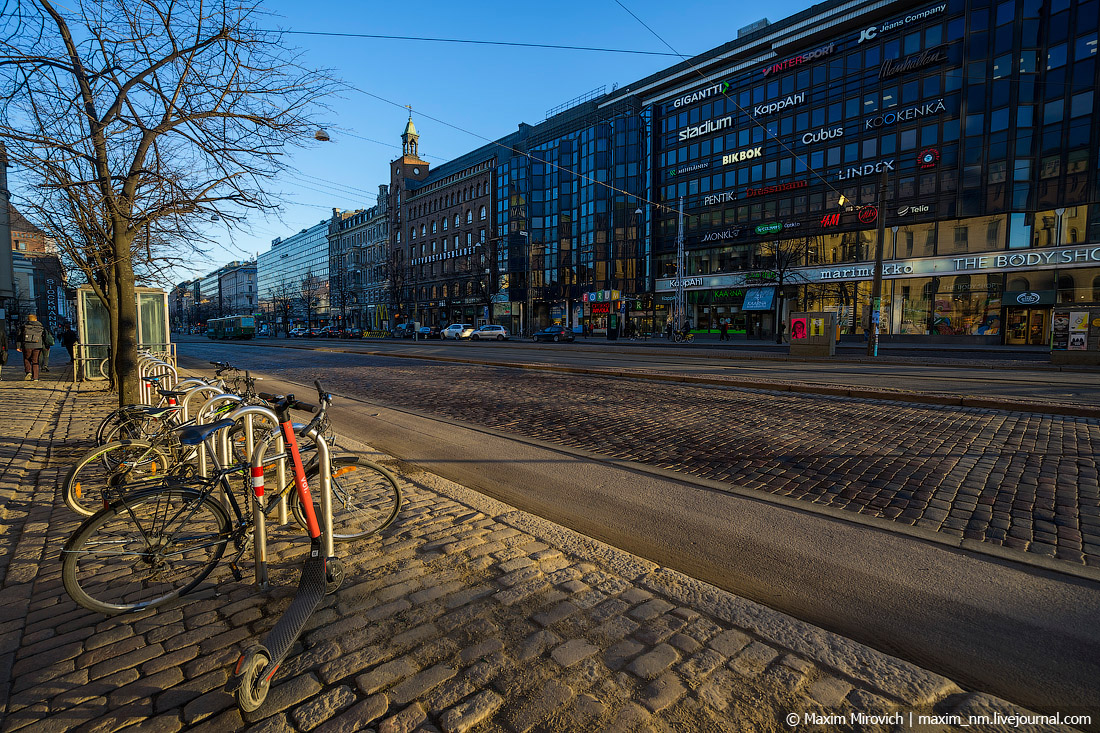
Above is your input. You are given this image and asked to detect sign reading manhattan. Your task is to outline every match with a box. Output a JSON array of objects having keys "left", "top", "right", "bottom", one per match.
[{"left": 879, "top": 47, "right": 948, "bottom": 80}]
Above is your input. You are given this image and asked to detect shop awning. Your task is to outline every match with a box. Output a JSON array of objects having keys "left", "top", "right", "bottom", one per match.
[{"left": 741, "top": 287, "right": 776, "bottom": 311}]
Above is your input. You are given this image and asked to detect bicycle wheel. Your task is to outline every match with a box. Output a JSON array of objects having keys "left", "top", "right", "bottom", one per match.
[
  {"left": 62, "top": 488, "right": 230, "bottom": 614},
  {"left": 95, "top": 407, "right": 146, "bottom": 445},
  {"left": 63, "top": 440, "right": 175, "bottom": 517},
  {"left": 290, "top": 457, "right": 402, "bottom": 541}
]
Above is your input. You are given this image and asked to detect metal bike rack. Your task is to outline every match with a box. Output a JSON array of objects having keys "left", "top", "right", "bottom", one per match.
[
  {"left": 225, "top": 417, "right": 338, "bottom": 715},
  {"left": 178, "top": 385, "right": 228, "bottom": 477}
]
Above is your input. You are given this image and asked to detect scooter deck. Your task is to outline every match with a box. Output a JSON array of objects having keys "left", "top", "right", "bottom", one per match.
[{"left": 262, "top": 554, "right": 328, "bottom": 663}]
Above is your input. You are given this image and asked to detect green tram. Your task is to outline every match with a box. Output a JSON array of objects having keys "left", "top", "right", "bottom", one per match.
[{"left": 206, "top": 315, "right": 256, "bottom": 340}]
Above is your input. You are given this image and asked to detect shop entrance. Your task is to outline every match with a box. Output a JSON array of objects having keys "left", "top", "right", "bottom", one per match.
[{"left": 1005, "top": 308, "right": 1048, "bottom": 345}]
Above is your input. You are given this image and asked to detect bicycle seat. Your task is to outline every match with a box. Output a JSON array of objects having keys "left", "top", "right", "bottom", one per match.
[
  {"left": 140, "top": 405, "right": 181, "bottom": 419},
  {"left": 141, "top": 376, "right": 163, "bottom": 384},
  {"left": 175, "top": 418, "right": 236, "bottom": 446},
  {"left": 157, "top": 389, "right": 189, "bottom": 399}
]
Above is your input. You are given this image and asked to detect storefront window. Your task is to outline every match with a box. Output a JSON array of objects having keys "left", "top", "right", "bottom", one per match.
[
  {"left": 1031, "top": 206, "right": 1088, "bottom": 246},
  {"left": 935, "top": 215, "right": 1006, "bottom": 254},
  {"left": 889, "top": 221, "right": 936, "bottom": 258},
  {"left": 1056, "top": 267, "right": 1100, "bottom": 303}
]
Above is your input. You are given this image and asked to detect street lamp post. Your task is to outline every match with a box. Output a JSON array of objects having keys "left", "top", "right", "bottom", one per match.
[{"left": 867, "top": 169, "right": 888, "bottom": 357}]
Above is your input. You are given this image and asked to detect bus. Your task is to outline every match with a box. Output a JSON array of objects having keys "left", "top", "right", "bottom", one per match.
[{"left": 206, "top": 315, "right": 256, "bottom": 340}]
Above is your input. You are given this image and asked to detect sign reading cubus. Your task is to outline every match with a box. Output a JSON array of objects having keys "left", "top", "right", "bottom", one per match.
[{"left": 761, "top": 43, "right": 836, "bottom": 77}]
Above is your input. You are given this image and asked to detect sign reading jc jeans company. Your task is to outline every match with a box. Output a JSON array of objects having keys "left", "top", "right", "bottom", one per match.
[{"left": 858, "top": 3, "right": 946, "bottom": 44}]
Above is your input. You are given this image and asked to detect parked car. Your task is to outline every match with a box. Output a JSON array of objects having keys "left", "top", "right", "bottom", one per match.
[
  {"left": 441, "top": 323, "right": 475, "bottom": 340},
  {"left": 532, "top": 325, "right": 575, "bottom": 343},
  {"left": 289, "top": 327, "right": 309, "bottom": 338},
  {"left": 417, "top": 326, "right": 442, "bottom": 339},
  {"left": 391, "top": 323, "right": 416, "bottom": 338},
  {"left": 317, "top": 326, "right": 341, "bottom": 338},
  {"left": 470, "top": 324, "right": 509, "bottom": 341},
  {"left": 339, "top": 328, "right": 363, "bottom": 339}
]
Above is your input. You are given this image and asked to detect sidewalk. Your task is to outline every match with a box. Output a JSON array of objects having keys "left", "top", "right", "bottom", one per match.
[{"left": 0, "top": 377, "right": 1072, "bottom": 731}]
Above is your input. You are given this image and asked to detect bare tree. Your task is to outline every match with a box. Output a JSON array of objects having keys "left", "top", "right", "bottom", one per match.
[
  {"left": 0, "top": 0, "right": 338, "bottom": 405},
  {"left": 268, "top": 280, "right": 297, "bottom": 337},
  {"left": 382, "top": 249, "right": 406, "bottom": 327},
  {"left": 298, "top": 270, "right": 323, "bottom": 331},
  {"left": 760, "top": 236, "right": 813, "bottom": 343},
  {"left": 466, "top": 237, "right": 501, "bottom": 326}
]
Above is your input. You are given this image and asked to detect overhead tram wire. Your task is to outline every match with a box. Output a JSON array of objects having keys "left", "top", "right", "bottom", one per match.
[
  {"left": 612, "top": 0, "right": 871, "bottom": 210},
  {"left": 348, "top": 84, "right": 679, "bottom": 217},
  {"left": 270, "top": 29, "right": 682, "bottom": 57}
]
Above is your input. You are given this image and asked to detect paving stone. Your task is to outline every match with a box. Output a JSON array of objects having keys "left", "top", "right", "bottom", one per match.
[
  {"left": 730, "top": 641, "right": 779, "bottom": 678},
  {"left": 437, "top": 690, "right": 504, "bottom": 733},
  {"left": 504, "top": 678, "right": 574, "bottom": 733},
  {"left": 313, "top": 694, "right": 389, "bottom": 733},
  {"left": 291, "top": 684, "right": 357, "bottom": 731},
  {"left": 641, "top": 671, "right": 687, "bottom": 712},
  {"left": 707, "top": 628, "right": 751, "bottom": 657},
  {"left": 378, "top": 702, "right": 426, "bottom": 733},
  {"left": 356, "top": 656, "right": 418, "bottom": 695},
  {"left": 388, "top": 663, "right": 456, "bottom": 705},
  {"left": 625, "top": 643, "right": 679, "bottom": 680},
  {"left": 808, "top": 675, "right": 854, "bottom": 707},
  {"left": 550, "top": 639, "right": 598, "bottom": 668}
]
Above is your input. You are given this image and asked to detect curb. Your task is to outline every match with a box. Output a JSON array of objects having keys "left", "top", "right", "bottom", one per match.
[
  {"left": 190, "top": 340, "right": 1100, "bottom": 420},
  {"left": 181, "top": 360, "right": 1100, "bottom": 587}
]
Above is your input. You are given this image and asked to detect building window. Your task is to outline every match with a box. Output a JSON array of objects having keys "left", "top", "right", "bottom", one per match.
[
  {"left": 466, "top": 210, "right": 472, "bottom": 224},
  {"left": 480, "top": 206, "right": 487, "bottom": 220},
  {"left": 454, "top": 214, "right": 460, "bottom": 228}
]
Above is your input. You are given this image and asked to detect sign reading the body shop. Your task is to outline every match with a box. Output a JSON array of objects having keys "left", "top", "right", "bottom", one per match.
[{"left": 858, "top": 3, "right": 946, "bottom": 44}]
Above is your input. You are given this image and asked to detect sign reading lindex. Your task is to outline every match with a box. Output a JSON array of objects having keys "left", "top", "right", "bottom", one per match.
[{"left": 655, "top": 244, "right": 1100, "bottom": 291}]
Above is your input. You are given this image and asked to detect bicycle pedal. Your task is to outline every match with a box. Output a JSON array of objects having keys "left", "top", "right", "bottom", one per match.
[{"left": 229, "top": 561, "right": 244, "bottom": 582}]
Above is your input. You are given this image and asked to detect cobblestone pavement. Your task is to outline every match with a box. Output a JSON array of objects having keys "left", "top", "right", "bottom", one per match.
[
  {"left": 175, "top": 344, "right": 1100, "bottom": 569},
  {"left": 0, "top": 377, "right": 1069, "bottom": 731}
]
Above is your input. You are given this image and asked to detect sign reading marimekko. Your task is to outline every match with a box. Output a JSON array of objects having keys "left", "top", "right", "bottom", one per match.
[{"left": 656, "top": 244, "right": 1100, "bottom": 291}]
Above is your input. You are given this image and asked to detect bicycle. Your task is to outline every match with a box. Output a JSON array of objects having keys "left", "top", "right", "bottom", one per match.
[{"left": 672, "top": 330, "right": 695, "bottom": 343}]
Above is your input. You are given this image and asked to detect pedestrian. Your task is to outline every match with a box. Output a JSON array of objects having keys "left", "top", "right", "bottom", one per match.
[
  {"left": 61, "top": 325, "right": 78, "bottom": 362},
  {"left": 0, "top": 321, "right": 8, "bottom": 380},
  {"left": 720, "top": 320, "right": 730, "bottom": 341},
  {"left": 665, "top": 318, "right": 673, "bottom": 340},
  {"left": 40, "top": 327, "right": 55, "bottom": 372},
  {"left": 861, "top": 310, "right": 871, "bottom": 342},
  {"left": 777, "top": 320, "right": 786, "bottom": 344},
  {"left": 17, "top": 314, "right": 46, "bottom": 382}
]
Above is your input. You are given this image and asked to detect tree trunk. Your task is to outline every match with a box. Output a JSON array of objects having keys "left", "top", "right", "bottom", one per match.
[
  {"left": 114, "top": 248, "right": 140, "bottom": 408},
  {"left": 107, "top": 277, "right": 120, "bottom": 390}
]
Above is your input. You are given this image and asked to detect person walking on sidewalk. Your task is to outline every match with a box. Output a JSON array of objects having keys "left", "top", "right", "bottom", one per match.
[
  {"left": 719, "top": 320, "right": 730, "bottom": 341},
  {"left": 0, "top": 321, "right": 8, "bottom": 380},
  {"left": 60, "top": 326, "right": 78, "bottom": 363},
  {"left": 39, "top": 328, "right": 55, "bottom": 373},
  {"left": 17, "top": 314, "right": 45, "bottom": 382}
]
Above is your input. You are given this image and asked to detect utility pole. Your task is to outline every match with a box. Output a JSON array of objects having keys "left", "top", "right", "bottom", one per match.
[
  {"left": 674, "top": 196, "right": 686, "bottom": 334},
  {"left": 867, "top": 169, "right": 888, "bottom": 357}
]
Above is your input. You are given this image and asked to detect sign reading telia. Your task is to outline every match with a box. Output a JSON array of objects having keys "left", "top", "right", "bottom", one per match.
[{"left": 761, "top": 43, "right": 835, "bottom": 77}]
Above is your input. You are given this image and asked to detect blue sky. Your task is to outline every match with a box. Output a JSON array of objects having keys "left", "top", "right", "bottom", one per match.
[{"left": 181, "top": 0, "right": 813, "bottom": 283}]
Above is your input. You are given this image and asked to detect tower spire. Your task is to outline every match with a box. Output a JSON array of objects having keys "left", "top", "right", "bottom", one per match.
[{"left": 401, "top": 106, "right": 420, "bottom": 158}]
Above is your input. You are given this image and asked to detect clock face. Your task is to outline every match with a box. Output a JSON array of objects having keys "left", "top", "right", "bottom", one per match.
[{"left": 413, "top": 167, "right": 421, "bottom": 174}]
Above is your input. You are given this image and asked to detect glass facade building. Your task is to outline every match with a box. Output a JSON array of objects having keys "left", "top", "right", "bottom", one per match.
[
  {"left": 257, "top": 220, "right": 331, "bottom": 329},
  {"left": 483, "top": 0, "right": 1098, "bottom": 346},
  {"left": 624, "top": 0, "right": 1099, "bottom": 343}
]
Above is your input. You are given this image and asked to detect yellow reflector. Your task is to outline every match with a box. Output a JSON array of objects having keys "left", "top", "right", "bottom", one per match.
[
  {"left": 151, "top": 462, "right": 158, "bottom": 475},
  {"left": 75, "top": 483, "right": 82, "bottom": 499},
  {"left": 333, "top": 466, "right": 357, "bottom": 478}
]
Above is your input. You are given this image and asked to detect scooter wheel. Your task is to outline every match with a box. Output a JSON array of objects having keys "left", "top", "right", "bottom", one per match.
[
  {"left": 325, "top": 557, "right": 345, "bottom": 595},
  {"left": 235, "top": 646, "right": 272, "bottom": 714}
]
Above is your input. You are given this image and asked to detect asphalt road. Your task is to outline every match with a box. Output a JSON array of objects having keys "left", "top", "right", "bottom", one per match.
[
  {"left": 175, "top": 339, "right": 1100, "bottom": 719},
  {"left": 218, "top": 335, "right": 1100, "bottom": 406}
]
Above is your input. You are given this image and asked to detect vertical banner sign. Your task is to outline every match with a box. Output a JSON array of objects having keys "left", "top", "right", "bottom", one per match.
[
  {"left": 810, "top": 318, "right": 824, "bottom": 337},
  {"left": 791, "top": 317, "right": 808, "bottom": 340},
  {"left": 1052, "top": 311, "right": 1069, "bottom": 350}
]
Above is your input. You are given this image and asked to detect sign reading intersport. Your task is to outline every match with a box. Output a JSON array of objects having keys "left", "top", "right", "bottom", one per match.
[
  {"left": 761, "top": 43, "right": 836, "bottom": 77},
  {"left": 864, "top": 99, "right": 946, "bottom": 130},
  {"left": 678, "top": 115, "right": 733, "bottom": 142},
  {"left": 671, "top": 81, "right": 730, "bottom": 109}
]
